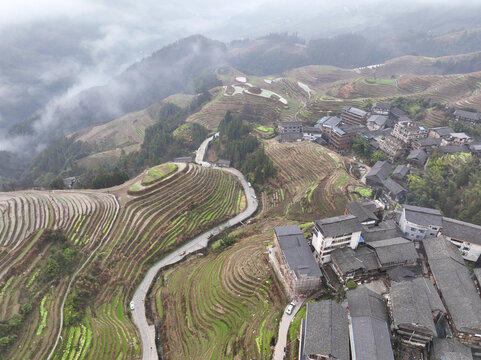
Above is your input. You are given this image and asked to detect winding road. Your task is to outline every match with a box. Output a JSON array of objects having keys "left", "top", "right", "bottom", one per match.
[{"left": 131, "top": 134, "right": 258, "bottom": 360}]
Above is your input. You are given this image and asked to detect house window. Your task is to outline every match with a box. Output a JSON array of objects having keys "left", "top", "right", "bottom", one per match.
[
  {"left": 416, "top": 235, "right": 421, "bottom": 239},
  {"left": 419, "top": 229, "right": 425, "bottom": 233},
  {"left": 404, "top": 232, "right": 408, "bottom": 236},
  {"left": 411, "top": 227, "right": 416, "bottom": 231}
]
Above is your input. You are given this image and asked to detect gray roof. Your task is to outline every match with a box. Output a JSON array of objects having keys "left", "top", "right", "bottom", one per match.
[
  {"left": 217, "top": 158, "right": 231, "bottom": 166},
  {"left": 392, "top": 164, "right": 409, "bottom": 178},
  {"left": 347, "top": 287, "right": 394, "bottom": 360},
  {"left": 432, "top": 338, "right": 474, "bottom": 360},
  {"left": 362, "top": 221, "right": 400, "bottom": 243},
  {"left": 365, "top": 160, "right": 391, "bottom": 182},
  {"left": 387, "top": 266, "right": 416, "bottom": 282},
  {"left": 372, "top": 102, "right": 391, "bottom": 111},
  {"left": 367, "top": 114, "right": 389, "bottom": 127},
  {"left": 407, "top": 149, "right": 428, "bottom": 163},
  {"left": 390, "top": 107, "right": 407, "bottom": 118},
  {"left": 318, "top": 116, "right": 341, "bottom": 128},
  {"left": 278, "top": 132, "right": 303, "bottom": 142},
  {"left": 442, "top": 217, "right": 481, "bottom": 245},
  {"left": 414, "top": 137, "right": 442, "bottom": 147},
  {"left": 355, "top": 246, "right": 381, "bottom": 271},
  {"left": 368, "top": 237, "right": 418, "bottom": 266},
  {"left": 346, "top": 201, "right": 379, "bottom": 223},
  {"left": 390, "top": 278, "right": 444, "bottom": 336},
  {"left": 174, "top": 156, "right": 192, "bottom": 162},
  {"left": 275, "top": 226, "right": 322, "bottom": 278},
  {"left": 423, "top": 237, "right": 481, "bottom": 334},
  {"left": 438, "top": 145, "right": 469, "bottom": 154},
  {"left": 382, "top": 178, "right": 406, "bottom": 196},
  {"left": 303, "top": 301, "right": 350, "bottom": 360},
  {"left": 347, "top": 287, "right": 388, "bottom": 322},
  {"left": 330, "top": 246, "right": 379, "bottom": 273},
  {"left": 403, "top": 205, "right": 443, "bottom": 227},
  {"left": 314, "top": 215, "right": 363, "bottom": 238},
  {"left": 343, "top": 106, "right": 367, "bottom": 117},
  {"left": 302, "top": 126, "right": 322, "bottom": 133},
  {"left": 429, "top": 126, "right": 454, "bottom": 137},
  {"left": 454, "top": 109, "right": 481, "bottom": 121}
]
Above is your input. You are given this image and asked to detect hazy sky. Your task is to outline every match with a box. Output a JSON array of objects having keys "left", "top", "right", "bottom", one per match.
[{"left": 0, "top": 0, "right": 480, "bottom": 153}]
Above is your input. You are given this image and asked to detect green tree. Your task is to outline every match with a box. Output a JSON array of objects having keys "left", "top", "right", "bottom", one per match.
[
  {"left": 370, "top": 151, "right": 388, "bottom": 164},
  {"left": 49, "top": 176, "right": 65, "bottom": 190}
]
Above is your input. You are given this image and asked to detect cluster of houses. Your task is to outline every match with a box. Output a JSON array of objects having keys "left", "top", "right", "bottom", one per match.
[
  {"left": 276, "top": 104, "right": 481, "bottom": 162},
  {"left": 269, "top": 201, "right": 481, "bottom": 359}
]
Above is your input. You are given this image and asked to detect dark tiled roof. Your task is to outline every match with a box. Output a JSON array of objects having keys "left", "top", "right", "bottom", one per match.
[
  {"left": 438, "top": 145, "right": 469, "bottom": 154},
  {"left": 382, "top": 178, "right": 406, "bottom": 196},
  {"left": 346, "top": 201, "right": 379, "bottom": 223},
  {"left": 403, "top": 205, "right": 442, "bottom": 227},
  {"left": 303, "top": 301, "right": 350, "bottom": 360},
  {"left": 390, "top": 107, "right": 407, "bottom": 118},
  {"left": 331, "top": 247, "right": 366, "bottom": 273},
  {"left": 279, "top": 121, "right": 303, "bottom": 127},
  {"left": 368, "top": 237, "right": 418, "bottom": 265},
  {"left": 372, "top": 102, "right": 391, "bottom": 111},
  {"left": 174, "top": 156, "right": 192, "bottom": 162},
  {"left": 362, "top": 221, "right": 400, "bottom": 243},
  {"left": 275, "top": 226, "right": 322, "bottom": 278},
  {"left": 414, "top": 137, "right": 442, "bottom": 147},
  {"left": 390, "top": 278, "right": 444, "bottom": 336},
  {"left": 314, "top": 215, "right": 362, "bottom": 238},
  {"left": 387, "top": 266, "right": 416, "bottom": 282},
  {"left": 347, "top": 287, "right": 394, "bottom": 360},
  {"left": 442, "top": 217, "right": 481, "bottom": 245},
  {"left": 343, "top": 106, "right": 367, "bottom": 117},
  {"left": 355, "top": 246, "right": 381, "bottom": 271},
  {"left": 278, "top": 133, "right": 303, "bottom": 142},
  {"left": 454, "top": 109, "right": 481, "bottom": 122},
  {"left": 217, "top": 158, "right": 231, "bottom": 166},
  {"left": 474, "top": 268, "right": 481, "bottom": 285},
  {"left": 302, "top": 126, "right": 322, "bottom": 133},
  {"left": 429, "top": 126, "right": 454, "bottom": 137},
  {"left": 407, "top": 149, "right": 427, "bottom": 163},
  {"left": 365, "top": 160, "right": 391, "bottom": 182},
  {"left": 432, "top": 338, "right": 473, "bottom": 360},
  {"left": 367, "top": 115, "right": 389, "bottom": 127},
  {"left": 423, "top": 237, "right": 481, "bottom": 333},
  {"left": 392, "top": 164, "right": 409, "bottom": 178}
]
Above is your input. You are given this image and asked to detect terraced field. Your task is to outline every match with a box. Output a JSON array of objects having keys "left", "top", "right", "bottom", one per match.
[
  {"left": 49, "top": 163, "right": 243, "bottom": 360},
  {"left": 263, "top": 140, "right": 368, "bottom": 219},
  {"left": 0, "top": 191, "right": 118, "bottom": 360},
  {"left": 155, "top": 229, "right": 285, "bottom": 360}
]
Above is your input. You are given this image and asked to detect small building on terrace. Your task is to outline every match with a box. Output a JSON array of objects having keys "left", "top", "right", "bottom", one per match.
[
  {"left": 368, "top": 237, "right": 418, "bottom": 270},
  {"left": 345, "top": 200, "right": 381, "bottom": 227},
  {"left": 441, "top": 217, "right": 481, "bottom": 262},
  {"left": 365, "top": 160, "right": 391, "bottom": 187},
  {"left": 398, "top": 205, "right": 443, "bottom": 240},
  {"left": 272, "top": 225, "right": 322, "bottom": 297},
  {"left": 330, "top": 246, "right": 380, "bottom": 284},
  {"left": 278, "top": 121, "right": 303, "bottom": 133}
]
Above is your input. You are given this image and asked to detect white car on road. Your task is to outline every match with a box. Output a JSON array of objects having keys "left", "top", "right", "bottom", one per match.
[
  {"left": 285, "top": 302, "right": 296, "bottom": 315},
  {"left": 130, "top": 301, "right": 135, "bottom": 310}
]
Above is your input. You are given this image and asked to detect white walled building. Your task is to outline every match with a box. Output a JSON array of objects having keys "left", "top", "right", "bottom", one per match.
[
  {"left": 312, "top": 215, "right": 363, "bottom": 264},
  {"left": 441, "top": 217, "right": 481, "bottom": 262},
  {"left": 398, "top": 205, "right": 442, "bottom": 240}
]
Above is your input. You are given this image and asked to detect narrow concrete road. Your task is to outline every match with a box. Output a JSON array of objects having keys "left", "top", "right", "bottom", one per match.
[
  {"left": 132, "top": 135, "right": 258, "bottom": 360},
  {"left": 272, "top": 299, "right": 305, "bottom": 360}
]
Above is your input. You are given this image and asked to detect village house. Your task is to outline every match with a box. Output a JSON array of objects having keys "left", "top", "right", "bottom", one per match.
[
  {"left": 347, "top": 287, "right": 395, "bottom": 360},
  {"left": 411, "top": 137, "right": 442, "bottom": 152},
  {"left": 368, "top": 237, "right": 418, "bottom": 270},
  {"left": 428, "top": 126, "right": 454, "bottom": 139},
  {"left": 174, "top": 156, "right": 192, "bottom": 163},
  {"left": 278, "top": 121, "right": 303, "bottom": 133},
  {"left": 330, "top": 246, "right": 379, "bottom": 283},
  {"left": 277, "top": 132, "right": 303, "bottom": 143},
  {"left": 298, "top": 301, "right": 350, "bottom": 360},
  {"left": 391, "top": 120, "right": 428, "bottom": 144},
  {"left": 341, "top": 106, "right": 368, "bottom": 126},
  {"left": 345, "top": 200, "right": 381, "bottom": 227},
  {"left": 315, "top": 116, "right": 341, "bottom": 139},
  {"left": 366, "top": 114, "right": 391, "bottom": 131},
  {"left": 470, "top": 143, "right": 481, "bottom": 157},
  {"left": 371, "top": 102, "right": 391, "bottom": 116},
  {"left": 441, "top": 217, "right": 481, "bottom": 262},
  {"left": 406, "top": 148, "right": 428, "bottom": 167},
  {"left": 362, "top": 220, "right": 401, "bottom": 243},
  {"left": 216, "top": 158, "right": 231, "bottom": 167},
  {"left": 271, "top": 226, "right": 322, "bottom": 297},
  {"left": 398, "top": 205, "right": 442, "bottom": 240},
  {"left": 392, "top": 164, "right": 409, "bottom": 181},
  {"left": 302, "top": 126, "right": 323, "bottom": 141},
  {"left": 328, "top": 125, "right": 360, "bottom": 152},
  {"left": 389, "top": 277, "right": 446, "bottom": 347},
  {"left": 440, "top": 132, "right": 473, "bottom": 146},
  {"left": 312, "top": 215, "right": 363, "bottom": 264},
  {"left": 365, "top": 160, "right": 391, "bottom": 187},
  {"left": 454, "top": 109, "right": 481, "bottom": 124},
  {"left": 423, "top": 237, "right": 481, "bottom": 345},
  {"left": 381, "top": 178, "right": 407, "bottom": 203},
  {"left": 389, "top": 107, "right": 408, "bottom": 121},
  {"left": 378, "top": 135, "right": 405, "bottom": 161}
]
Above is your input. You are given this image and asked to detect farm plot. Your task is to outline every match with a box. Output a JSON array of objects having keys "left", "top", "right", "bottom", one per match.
[
  {"left": 52, "top": 163, "right": 244, "bottom": 360},
  {"left": 155, "top": 230, "right": 285, "bottom": 360},
  {"left": 264, "top": 140, "right": 366, "bottom": 220},
  {"left": 0, "top": 191, "right": 118, "bottom": 360}
]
